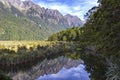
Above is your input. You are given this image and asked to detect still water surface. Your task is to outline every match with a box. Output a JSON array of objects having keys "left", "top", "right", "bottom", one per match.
[{"left": 36, "top": 56, "right": 90, "bottom": 80}]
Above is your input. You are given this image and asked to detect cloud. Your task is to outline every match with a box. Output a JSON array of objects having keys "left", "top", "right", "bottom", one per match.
[
  {"left": 32, "top": 0, "right": 99, "bottom": 20},
  {"left": 38, "top": 2, "right": 82, "bottom": 19},
  {"left": 37, "top": 64, "right": 90, "bottom": 80},
  {"left": 21, "top": 0, "right": 32, "bottom": 1}
]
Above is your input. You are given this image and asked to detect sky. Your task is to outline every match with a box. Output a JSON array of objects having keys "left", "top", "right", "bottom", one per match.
[
  {"left": 37, "top": 64, "right": 90, "bottom": 80},
  {"left": 22, "top": 0, "right": 99, "bottom": 20}
]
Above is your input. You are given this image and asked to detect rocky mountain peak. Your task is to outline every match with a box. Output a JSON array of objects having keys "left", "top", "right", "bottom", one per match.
[
  {"left": 0, "top": 0, "right": 83, "bottom": 27},
  {"left": 65, "top": 14, "right": 83, "bottom": 26}
]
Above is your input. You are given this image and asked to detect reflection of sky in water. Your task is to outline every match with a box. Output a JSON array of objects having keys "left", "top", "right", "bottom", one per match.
[{"left": 37, "top": 64, "right": 90, "bottom": 80}]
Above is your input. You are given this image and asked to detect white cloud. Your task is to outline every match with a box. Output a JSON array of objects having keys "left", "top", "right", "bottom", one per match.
[
  {"left": 34, "top": 0, "right": 99, "bottom": 21},
  {"left": 73, "top": 6, "right": 81, "bottom": 11},
  {"left": 31, "top": 0, "right": 98, "bottom": 20},
  {"left": 38, "top": 2, "right": 82, "bottom": 19},
  {"left": 38, "top": 2, "right": 70, "bottom": 15}
]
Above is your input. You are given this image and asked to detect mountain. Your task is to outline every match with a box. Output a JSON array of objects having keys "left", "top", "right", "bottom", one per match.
[
  {"left": 65, "top": 14, "right": 83, "bottom": 27},
  {"left": 12, "top": 56, "right": 82, "bottom": 80},
  {"left": 0, "top": 0, "right": 83, "bottom": 40}
]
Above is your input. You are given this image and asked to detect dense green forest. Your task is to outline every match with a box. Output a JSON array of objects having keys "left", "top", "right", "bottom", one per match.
[
  {"left": 48, "top": 27, "right": 83, "bottom": 41},
  {"left": 82, "top": 0, "right": 120, "bottom": 56},
  {"left": 48, "top": 0, "right": 120, "bottom": 79}
]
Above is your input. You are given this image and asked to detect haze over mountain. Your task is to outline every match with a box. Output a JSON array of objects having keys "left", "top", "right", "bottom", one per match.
[{"left": 0, "top": 0, "right": 83, "bottom": 40}]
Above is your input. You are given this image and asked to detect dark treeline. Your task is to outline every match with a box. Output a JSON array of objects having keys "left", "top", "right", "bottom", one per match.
[{"left": 48, "top": 0, "right": 120, "bottom": 80}]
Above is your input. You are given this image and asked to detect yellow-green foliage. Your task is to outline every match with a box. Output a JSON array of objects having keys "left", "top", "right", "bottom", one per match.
[{"left": 0, "top": 41, "right": 59, "bottom": 52}]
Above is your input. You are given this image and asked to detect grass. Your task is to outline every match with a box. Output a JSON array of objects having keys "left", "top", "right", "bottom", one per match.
[{"left": 0, "top": 41, "right": 60, "bottom": 52}]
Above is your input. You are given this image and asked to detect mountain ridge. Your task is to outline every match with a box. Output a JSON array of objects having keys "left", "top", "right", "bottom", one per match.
[
  {"left": 1, "top": 0, "right": 83, "bottom": 27},
  {"left": 0, "top": 0, "right": 83, "bottom": 40}
]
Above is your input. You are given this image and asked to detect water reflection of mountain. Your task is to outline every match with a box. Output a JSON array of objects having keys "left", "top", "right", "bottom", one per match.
[
  {"left": 38, "top": 64, "right": 90, "bottom": 80},
  {"left": 12, "top": 56, "right": 83, "bottom": 80}
]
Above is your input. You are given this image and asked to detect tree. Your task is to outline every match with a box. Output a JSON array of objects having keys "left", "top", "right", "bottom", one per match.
[
  {"left": 48, "top": 27, "right": 81, "bottom": 41},
  {"left": 62, "top": 36, "right": 67, "bottom": 41},
  {"left": 82, "top": 0, "right": 120, "bottom": 55}
]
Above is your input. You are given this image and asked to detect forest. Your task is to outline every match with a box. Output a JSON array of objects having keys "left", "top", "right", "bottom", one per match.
[{"left": 48, "top": 27, "right": 83, "bottom": 41}]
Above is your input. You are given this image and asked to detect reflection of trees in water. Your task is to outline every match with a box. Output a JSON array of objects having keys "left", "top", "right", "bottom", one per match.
[
  {"left": 78, "top": 48, "right": 108, "bottom": 80},
  {"left": 106, "top": 56, "right": 120, "bottom": 80},
  {"left": 78, "top": 47, "right": 120, "bottom": 80}
]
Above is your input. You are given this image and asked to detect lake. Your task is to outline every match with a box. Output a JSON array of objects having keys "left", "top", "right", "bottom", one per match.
[{"left": 36, "top": 56, "right": 90, "bottom": 80}]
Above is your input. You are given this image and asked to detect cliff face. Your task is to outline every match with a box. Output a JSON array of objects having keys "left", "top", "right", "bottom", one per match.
[
  {"left": 65, "top": 14, "right": 83, "bottom": 27},
  {"left": 10, "top": 56, "right": 82, "bottom": 80}
]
